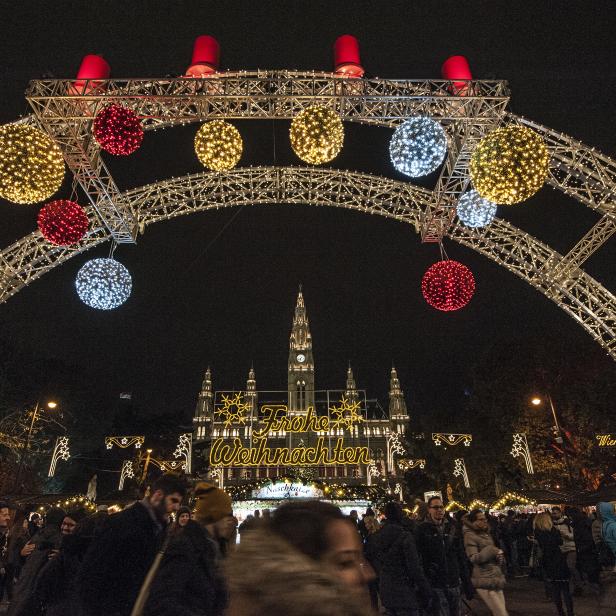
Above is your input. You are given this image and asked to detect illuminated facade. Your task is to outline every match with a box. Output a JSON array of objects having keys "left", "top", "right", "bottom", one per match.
[{"left": 192, "top": 288, "right": 410, "bottom": 485}]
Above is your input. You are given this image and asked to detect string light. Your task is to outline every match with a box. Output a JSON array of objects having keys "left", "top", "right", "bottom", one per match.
[
  {"left": 389, "top": 117, "right": 447, "bottom": 177},
  {"left": 37, "top": 200, "right": 88, "bottom": 245},
  {"left": 75, "top": 257, "right": 132, "bottom": 310},
  {"left": 470, "top": 125, "right": 549, "bottom": 204},
  {"left": 422, "top": 259, "right": 475, "bottom": 312},
  {"left": 194, "top": 120, "right": 243, "bottom": 171},
  {"left": 289, "top": 106, "right": 344, "bottom": 165},
  {"left": 0, "top": 124, "right": 64, "bottom": 204},
  {"left": 456, "top": 190, "right": 497, "bottom": 228},
  {"left": 93, "top": 105, "right": 144, "bottom": 156}
]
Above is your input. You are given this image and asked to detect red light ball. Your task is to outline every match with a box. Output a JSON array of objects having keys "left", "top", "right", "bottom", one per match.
[
  {"left": 421, "top": 259, "right": 475, "bottom": 311},
  {"left": 38, "top": 200, "right": 89, "bottom": 245},
  {"left": 93, "top": 104, "right": 143, "bottom": 156}
]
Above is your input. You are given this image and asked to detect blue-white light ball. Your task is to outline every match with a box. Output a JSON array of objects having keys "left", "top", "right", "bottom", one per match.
[
  {"left": 76, "top": 258, "right": 132, "bottom": 310},
  {"left": 456, "top": 190, "right": 497, "bottom": 228},
  {"left": 389, "top": 117, "right": 448, "bottom": 177}
]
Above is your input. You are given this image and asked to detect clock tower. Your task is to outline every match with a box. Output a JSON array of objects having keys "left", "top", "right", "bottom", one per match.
[{"left": 288, "top": 287, "right": 315, "bottom": 415}]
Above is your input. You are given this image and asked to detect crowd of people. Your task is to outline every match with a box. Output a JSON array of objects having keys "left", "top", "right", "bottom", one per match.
[{"left": 0, "top": 477, "right": 615, "bottom": 616}]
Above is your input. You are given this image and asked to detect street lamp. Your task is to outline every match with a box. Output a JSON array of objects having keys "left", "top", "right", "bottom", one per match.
[
  {"left": 14, "top": 400, "right": 58, "bottom": 492},
  {"left": 530, "top": 393, "right": 573, "bottom": 484}
]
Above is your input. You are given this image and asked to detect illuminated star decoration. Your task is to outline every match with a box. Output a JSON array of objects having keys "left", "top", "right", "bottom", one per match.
[
  {"left": 0, "top": 123, "right": 65, "bottom": 204},
  {"left": 389, "top": 117, "right": 448, "bottom": 177},
  {"left": 470, "top": 124, "right": 549, "bottom": 204},
  {"left": 456, "top": 190, "right": 497, "bottom": 228},
  {"left": 215, "top": 393, "right": 251, "bottom": 427},
  {"left": 329, "top": 397, "right": 364, "bottom": 430},
  {"left": 75, "top": 258, "right": 132, "bottom": 310}
]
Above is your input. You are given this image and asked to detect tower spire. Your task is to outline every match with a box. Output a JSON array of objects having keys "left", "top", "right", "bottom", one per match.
[
  {"left": 345, "top": 362, "right": 359, "bottom": 402},
  {"left": 288, "top": 287, "right": 315, "bottom": 414},
  {"left": 389, "top": 365, "right": 410, "bottom": 425}
]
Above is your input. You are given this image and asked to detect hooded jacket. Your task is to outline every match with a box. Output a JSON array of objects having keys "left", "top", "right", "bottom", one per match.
[
  {"left": 598, "top": 502, "right": 616, "bottom": 557},
  {"left": 462, "top": 517, "right": 506, "bottom": 591}
]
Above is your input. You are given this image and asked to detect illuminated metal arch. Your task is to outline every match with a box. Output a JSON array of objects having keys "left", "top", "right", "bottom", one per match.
[{"left": 0, "top": 167, "right": 614, "bottom": 359}]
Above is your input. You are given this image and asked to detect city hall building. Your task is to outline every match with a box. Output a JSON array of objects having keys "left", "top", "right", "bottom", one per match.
[{"left": 192, "top": 288, "right": 410, "bottom": 496}]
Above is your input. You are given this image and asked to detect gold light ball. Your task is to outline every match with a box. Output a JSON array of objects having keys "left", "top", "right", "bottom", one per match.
[
  {"left": 194, "top": 120, "right": 243, "bottom": 171},
  {"left": 0, "top": 124, "right": 65, "bottom": 204},
  {"left": 290, "top": 106, "right": 344, "bottom": 165},
  {"left": 469, "top": 125, "right": 549, "bottom": 205}
]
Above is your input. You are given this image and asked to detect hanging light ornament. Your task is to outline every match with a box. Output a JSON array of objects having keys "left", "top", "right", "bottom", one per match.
[
  {"left": 38, "top": 200, "right": 89, "bottom": 245},
  {"left": 0, "top": 124, "right": 65, "bottom": 204},
  {"left": 75, "top": 257, "right": 132, "bottom": 310},
  {"left": 422, "top": 260, "right": 475, "bottom": 312},
  {"left": 389, "top": 117, "right": 448, "bottom": 177},
  {"left": 194, "top": 120, "right": 243, "bottom": 171},
  {"left": 469, "top": 125, "right": 549, "bottom": 204},
  {"left": 93, "top": 104, "right": 144, "bottom": 156},
  {"left": 289, "top": 106, "right": 344, "bottom": 165},
  {"left": 456, "top": 190, "right": 497, "bottom": 228}
]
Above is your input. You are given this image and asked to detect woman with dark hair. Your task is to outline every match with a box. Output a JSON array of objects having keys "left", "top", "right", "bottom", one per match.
[
  {"left": 533, "top": 512, "right": 574, "bottom": 616},
  {"left": 226, "top": 500, "right": 374, "bottom": 615},
  {"left": 463, "top": 509, "right": 508, "bottom": 616}
]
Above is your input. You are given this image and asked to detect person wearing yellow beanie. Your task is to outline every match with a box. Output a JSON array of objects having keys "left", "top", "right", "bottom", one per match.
[{"left": 143, "top": 482, "right": 236, "bottom": 616}]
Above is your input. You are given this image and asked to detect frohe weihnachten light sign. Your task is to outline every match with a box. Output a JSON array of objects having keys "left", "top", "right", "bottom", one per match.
[{"left": 209, "top": 402, "right": 370, "bottom": 467}]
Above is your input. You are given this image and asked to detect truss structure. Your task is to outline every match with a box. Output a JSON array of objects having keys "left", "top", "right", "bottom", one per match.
[
  {"left": 0, "top": 70, "right": 609, "bottom": 359},
  {"left": 0, "top": 166, "right": 615, "bottom": 358}
]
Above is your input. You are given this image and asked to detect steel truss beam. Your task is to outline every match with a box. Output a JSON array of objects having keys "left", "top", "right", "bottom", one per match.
[{"left": 0, "top": 168, "right": 613, "bottom": 359}]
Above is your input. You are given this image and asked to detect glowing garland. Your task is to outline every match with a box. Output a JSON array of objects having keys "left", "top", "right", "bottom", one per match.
[
  {"left": 290, "top": 106, "right": 344, "bottom": 165},
  {"left": 470, "top": 125, "right": 549, "bottom": 204},
  {"left": 75, "top": 257, "right": 132, "bottom": 310},
  {"left": 0, "top": 124, "right": 65, "bottom": 204},
  {"left": 422, "top": 260, "right": 475, "bottom": 312},
  {"left": 93, "top": 104, "right": 144, "bottom": 156},
  {"left": 389, "top": 117, "right": 448, "bottom": 177},
  {"left": 456, "top": 190, "right": 497, "bottom": 228},
  {"left": 37, "top": 200, "right": 89, "bottom": 245},
  {"left": 194, "top": 120, "right": 243, "bottom": 171}
]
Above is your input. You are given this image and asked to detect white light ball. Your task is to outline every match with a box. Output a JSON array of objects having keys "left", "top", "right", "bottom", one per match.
[
  {"left": 76, "top": 258, "right": 132, "bottom": 310},
  {"left": 389, "top": 117, "right": 448, "bottom": 177},
  {"left": 456, "top": 190, "right": 497, "bottom": 228}
]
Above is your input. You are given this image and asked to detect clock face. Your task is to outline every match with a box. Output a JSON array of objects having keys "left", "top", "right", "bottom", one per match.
[{"left": 296, "top": 353, "right": 306, "bottom": 363}]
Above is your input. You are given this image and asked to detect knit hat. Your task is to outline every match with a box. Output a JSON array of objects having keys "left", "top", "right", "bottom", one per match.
[{"left": 194, "top": 482, "right": 232, "bottom": 525}]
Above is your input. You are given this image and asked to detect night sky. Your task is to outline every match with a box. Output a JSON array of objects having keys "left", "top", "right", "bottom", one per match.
[{"left": 0, "top": 1, "right": 614, "bottom": 430}]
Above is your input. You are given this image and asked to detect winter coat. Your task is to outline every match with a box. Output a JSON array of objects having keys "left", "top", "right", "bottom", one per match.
[
  {"left": 35, "top": 532, "right": 91, "bottom": 616},
  {"left": 7, "top": 527, "right": 31, "bottom": 579},
  {"left": 369, "top": 519, "right": 433, "bottom": 610},
  {"left": 144, "top": 520, "right": 226, "bottom": 616},
  {"left": 7, "top": 524, "right": 63, "bottom": 616},
  {"left": 462, "top": 518, "right": 506, "bottom": 591},
  {"left": 225, "top": 529, "right": 373, "bottom": 616},
  {"left": 534, "top": 528, "right": 570, "bottom": 582},
  {"left": 77, "top": 501, "right": 164, "bottom": 616},
  {"left": 552, "top": 516, "right": 575, "bottom": 553},
  {"left": 415, "top": 518, "right": 469, "bottom": 589},
  {"left": 0, "top": 528, "right": 9, "bottom": 569},
  {"left": 599, "top": 502, "right": 616, "bottom": 558}
]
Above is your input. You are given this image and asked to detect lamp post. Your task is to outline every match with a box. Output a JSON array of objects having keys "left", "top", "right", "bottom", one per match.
[
  {"left": 531, "top": 394, "right": 574, "bottom": 484},
  {"left": 14, "top": 400, "right": 58, "bottom": 492}
]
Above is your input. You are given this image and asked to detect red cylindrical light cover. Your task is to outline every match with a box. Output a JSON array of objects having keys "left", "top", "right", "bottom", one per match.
[
  {"left": 334, "top": 35, "right": 364, "bottom": 77},
  {"left": 441, "top": 55, "right": 472, "bottom": 95},
  {"left": 70, "top": 55, "right": 111, "bottom": 94},
  {"left": 186, "top": 35, "right": 220, "bottom": 77}
]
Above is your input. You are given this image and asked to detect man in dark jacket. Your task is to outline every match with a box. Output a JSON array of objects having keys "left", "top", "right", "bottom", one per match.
[
  {"left": 0, "top": 503, "right": 10, "bottom": 603},
  {"left": 77, "top": 474, "right": 186, "bottom": 616},
  {"left": 144, "top": 482, "right": 235, "bottom": 616},
  {"left": 415, "top": 496, "right": 471, "bottom": 616},
  {"left": 366, "top": 501, "right": 432, "bottom": 616}
]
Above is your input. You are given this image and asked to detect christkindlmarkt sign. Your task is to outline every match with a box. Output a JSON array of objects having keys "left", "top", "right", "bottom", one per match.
[
  {"left": 209, "top": 393, "right": 370, "bottom": 467},
  {"left": 595, "top": 434, "right": 616, "bottom": 449},
  {"left": 252, "top": 481, "right": 324, "bottom": 499}
]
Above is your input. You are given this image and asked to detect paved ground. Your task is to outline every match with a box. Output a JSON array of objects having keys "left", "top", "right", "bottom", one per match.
[
  {"left": 2, "top": 573, "right": 615, "bottom": 614},
  {"left": 465, "top": 572, "right": 616, "bottom": 615}
]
